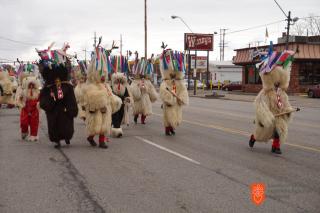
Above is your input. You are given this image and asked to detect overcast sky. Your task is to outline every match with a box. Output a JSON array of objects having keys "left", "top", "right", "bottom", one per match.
[{"left": 0, "top": 0, "right": 319, "bottom": 63}]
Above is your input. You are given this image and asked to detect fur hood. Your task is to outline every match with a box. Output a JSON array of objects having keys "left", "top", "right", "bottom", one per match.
[
  {"left": 38, "top": 62, "right": 71, "bottom": 85},
  {"left": 159, "top": 50, "right": 185, "bottom": 80},
  {"left": 0, "top": 72, "right": 13, "bottom": 95},
  {"left": 111, "top": 72, "right": 127, "bottom": 96},
  {"left": 22, "top": 76, "right": 40, "bottom": 100}
]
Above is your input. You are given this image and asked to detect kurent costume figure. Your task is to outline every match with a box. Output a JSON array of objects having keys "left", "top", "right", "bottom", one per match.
[
  {"left": 159, "top": 49, "right": 189, "bottom": 135},
  {"left": 74, "top": 60, "right": 87, "bottom": 121},
  {"left": 15, "top": 62, "right": 40, "bottom": 110},
  {"left": 82, "top": 46, "right": 122, "bottom": 148},
  {"left": 111, "top": 71, "right": 133, "bottom": 137},
  {"left": 0, "top": 70, "right": 15, "bottom": 108},
  {"left": 16, "top": 76, "right": 41, "bottom": 141},
  {"left": 38, "top": 43, "right": 78, "bottom": 148},
  {"left": 15, "top": 74, "right": 29, "bottom": 110},
  {"left": 249, "top": 46, "right": 296, "bottom": 154},
  {"left": 130, "top": 54, "right": 157, "bottom": 124}
]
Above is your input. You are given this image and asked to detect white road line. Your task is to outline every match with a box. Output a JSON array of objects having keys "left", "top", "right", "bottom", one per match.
[{"left": 135, "top": 136, "right": 201, "bottom": 165}]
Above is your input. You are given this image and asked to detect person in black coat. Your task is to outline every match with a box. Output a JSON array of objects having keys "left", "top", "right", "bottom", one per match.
[{"left": 39, "top": 61, "right": 78, "bottom": 148}]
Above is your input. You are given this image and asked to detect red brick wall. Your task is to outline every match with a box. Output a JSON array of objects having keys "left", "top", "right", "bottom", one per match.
[
  {"left": 241, "top": 66, "right": 261, "bottom": 93},
  {"left": 242, "top": 62, "right": 307, "bottom": 94},
  {"left": 288, "top": 63, "right": 300, "bottom": 93}
]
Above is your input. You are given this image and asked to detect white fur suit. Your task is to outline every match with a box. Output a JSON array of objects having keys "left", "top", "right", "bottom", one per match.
[{"left": 159, "top": 50, "right": 189, "bottom": 135}]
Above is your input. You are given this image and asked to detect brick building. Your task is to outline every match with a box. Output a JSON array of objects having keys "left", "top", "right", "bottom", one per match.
[{"left": 233, "top": 35, "right": 320, "bottom": 93}]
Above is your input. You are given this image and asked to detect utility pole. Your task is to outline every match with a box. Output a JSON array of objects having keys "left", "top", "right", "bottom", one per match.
[
  {"left": 219, "top": 29, "right": 228, "bottom": 61},
  {"left": 285, "top": 11, "right": 291, "bottom": 50},
  {"left": 144, "top": 0, "right": 147, "bottom": 59},
  {"left": 273, "top": 0, "right": 298, "bottom": 50},
  {"left": 82, "top": 48, "right": 87, "bottom": 61},
  {"left": 93, "top": 32, "right": 97, "bottom": 48}
]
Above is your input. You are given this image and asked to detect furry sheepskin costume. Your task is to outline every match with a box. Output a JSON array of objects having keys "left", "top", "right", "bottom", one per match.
[
  {"left": 0, "top": 71, "right": 15, "bottom": 108},
  {"left": 159, "top": 50, "right": 189, "bottom": 135},
  {"left": 130, "top": 57, "right": 157, "bottom": 124},
  {"left": 16, "top": 76, "right": 41, "bottom": 141},
  {"left": 111, "top": 72, "right": 133, "bottom": 137},
  {"left": 15, "top": 72, "right": 30, "bottom": 110},
  {"left": 38, "top": 44, "right": 78, "bottom": 148},
  {"left": 249, "top": 48, "right": 296, "bottom": 154},
  {"left": 74, "top": 63, "right": 87, "bottom": 121},
  {"left": 82, "top": 47, "right": 122, "bottom": 148}
]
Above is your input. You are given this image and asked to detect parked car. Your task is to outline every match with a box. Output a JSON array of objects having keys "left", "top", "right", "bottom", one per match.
[
  {"left": 184, "top": 79, "right": 194, "bottom": 89},
  {"left": 183, "top": 79, "right": 189, "bottom": 88},
  {"left": 307, "top": 84, "right": 320, "bottom": 98},
  {"left": 222, "top": 81, "right": 242, "bottom": 91}
]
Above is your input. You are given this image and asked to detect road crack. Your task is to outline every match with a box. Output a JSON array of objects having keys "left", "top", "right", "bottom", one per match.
[{"left": 40, "top": 122, "right": 106, "bottom": 213}]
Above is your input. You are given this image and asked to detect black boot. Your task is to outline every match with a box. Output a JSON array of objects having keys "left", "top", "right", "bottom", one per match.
[
  {"left": 54, "top": 141, "right": 61, "bottom": 149},
  {"left": 99, "top": 141, "right": 108, "bottom": 149},
  {"left": 271, "top": 147, "right": 282, "bottom": 154},
  {"left": 134, "top": 115, "right": 138, "bottom": 124},
  {"left": 169, "top": 127, "right": 175, "bottom": 135},
  {"left": 65, "top": 140, "right": 70, "bottom": 145},
  {"left": 249, "top": 134, "right": 256, "bottom": 148},
  {"left": 87, "top": 136, "right": 97, "bottom": 147},
  {"left": 165, "top": 127, "right": 171, "bottom": 136}
]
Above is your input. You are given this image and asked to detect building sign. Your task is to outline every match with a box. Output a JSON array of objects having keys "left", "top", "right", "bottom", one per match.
[
  {"left": 249, "top": 48, "right": 268, "bottom": 60},
  {"left": 191, "top": 56, "right": 207, "bottom": 69},
  {"left": 185, "top": 33, "right": 213, "bottom": 51}
]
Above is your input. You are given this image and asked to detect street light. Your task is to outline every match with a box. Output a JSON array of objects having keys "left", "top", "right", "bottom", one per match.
[
  {"left": 144, "top": 0, "right": 147, "bottom": 59},
  {"left": 207, "top": 31, "right": 218, "bottom": 88},
  {"left": 171, "top": 15, "right": 194, "bottom": 92},
  {"left": 273, "top": 0, "right": 299, "bottom": 50},
  {"left": 171, "top": 15, "right": 194, "bottom": 33}
]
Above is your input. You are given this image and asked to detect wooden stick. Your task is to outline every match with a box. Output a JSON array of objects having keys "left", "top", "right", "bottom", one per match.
[
  {"left": 275, "top": 107, "right": 300, "bottom": 117},
  {"left": 166, "top": 87, "right": 183, "bottom": 104}
]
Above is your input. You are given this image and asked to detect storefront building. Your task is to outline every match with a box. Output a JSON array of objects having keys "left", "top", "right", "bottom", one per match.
[{"left": 233, "top": 36, "right": 320, "bottom": 93}]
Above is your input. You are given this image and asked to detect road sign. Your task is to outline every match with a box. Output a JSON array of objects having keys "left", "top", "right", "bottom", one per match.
[
  {"left": 184, "top": 33, "right": 214, "bottom": 51},
  {"left": 191, "top": 56, "right": 207, "bottom": 69}
]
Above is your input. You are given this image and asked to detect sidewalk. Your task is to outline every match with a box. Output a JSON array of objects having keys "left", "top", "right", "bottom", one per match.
[
  {"left": 188, "top": 89, "right": 320, "bottom": 108},
  {"left": 188, "top": 89, "right": 255, "bottom": 102}
]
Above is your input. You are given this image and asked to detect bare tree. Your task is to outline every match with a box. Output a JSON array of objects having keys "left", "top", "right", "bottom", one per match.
[
  {"left": 292, "top": 22, "right": 306, "bottom": 36},
  {"left": 292, "top": 14, "right": 320, "bottom": 36}
]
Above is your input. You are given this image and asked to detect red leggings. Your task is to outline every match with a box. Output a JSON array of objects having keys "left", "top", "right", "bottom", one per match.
[{"left": 20, "top": 108, "right": 39, "bottom": 136}]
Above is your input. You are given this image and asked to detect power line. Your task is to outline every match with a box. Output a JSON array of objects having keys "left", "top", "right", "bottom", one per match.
[
  {"left": 223, "top": 15, "right": 319, "bottom": 36},
  {"left": 0, "top": 36, "right": 42, "bottom": 46},
  {"left": 273, "top": 0, "right": 288, "bottom": 18},
  {"left": 225, "top": 19, "right": 285, "bottom": 35}
]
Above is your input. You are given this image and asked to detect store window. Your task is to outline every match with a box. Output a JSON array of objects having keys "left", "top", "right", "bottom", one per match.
[
  {"left": 245, "top": 65, "right": 261, "bottom": 84},
  {"left": 299, "top": 61, "right": 320, "bottom": 85}
]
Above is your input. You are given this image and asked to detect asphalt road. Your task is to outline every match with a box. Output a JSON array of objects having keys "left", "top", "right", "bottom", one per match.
[{"left": 1, "top": 96, "right": 320, "bottom": 213}]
